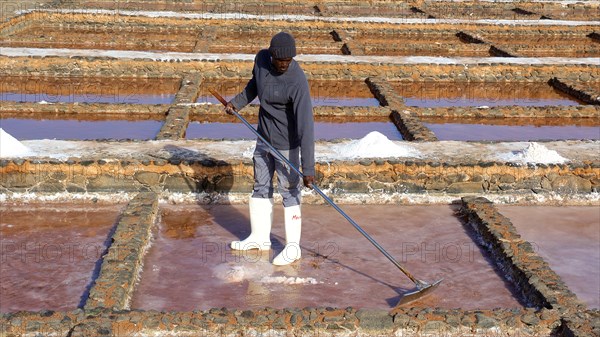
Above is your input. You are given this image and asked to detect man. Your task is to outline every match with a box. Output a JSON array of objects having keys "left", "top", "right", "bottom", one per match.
[{"left": 225, "top": 32, "right": 315, "bottom": 266}]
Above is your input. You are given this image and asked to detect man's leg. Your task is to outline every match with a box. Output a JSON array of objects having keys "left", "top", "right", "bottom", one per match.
[
  {"left": 230, "top": 141, "right": 275, "bottom": 251},
  {"left": 272, "top": 147, "right": 302, "bottom": 265}
]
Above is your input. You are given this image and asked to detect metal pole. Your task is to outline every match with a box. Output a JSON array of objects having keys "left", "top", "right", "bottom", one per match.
[{"left": 232, "top": 110, "right": 422, "bottom": 286}]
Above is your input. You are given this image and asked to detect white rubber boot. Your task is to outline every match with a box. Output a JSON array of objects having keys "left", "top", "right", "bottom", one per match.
[
  {"left": 273, "top": 205, "right": 302, "bottom": 265},
  {"left": 230, "top": 197, "right": 273, "bottom": 251}
]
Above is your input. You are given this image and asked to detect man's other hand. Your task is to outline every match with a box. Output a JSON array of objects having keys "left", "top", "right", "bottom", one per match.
[
  {"left": 303, "top": 176, "right": 315, "bottom": 189},
  {"left": 225, "top": 102, "right": 236, "bottom": 115}
]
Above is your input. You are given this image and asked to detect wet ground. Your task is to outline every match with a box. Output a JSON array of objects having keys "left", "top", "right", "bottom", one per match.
[
  {"left": 131, "top": 204, "right": 523, "bottom": 311},
  {"left": 497, "top": 206, "right": 600, "bottom": 309},
  {"left": 0, "top": 204, "right": 122, "bottom": 312}
]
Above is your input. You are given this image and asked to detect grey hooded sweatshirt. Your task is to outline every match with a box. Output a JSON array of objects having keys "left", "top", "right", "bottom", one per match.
[{"left": 230, "top": 49, "right": 315, "bottom": 176}]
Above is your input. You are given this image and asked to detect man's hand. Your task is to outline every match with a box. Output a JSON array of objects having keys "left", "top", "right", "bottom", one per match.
[
  {"left": 225, "top": 102, "right": 237, "bottom": 115},
  {"left": 303, "top": 176, "right": 315, "bottom": 189}
]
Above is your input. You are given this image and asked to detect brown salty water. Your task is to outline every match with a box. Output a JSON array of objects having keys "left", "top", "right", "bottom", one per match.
[
  {"left": 422, "top": 121, "right": 600, "bottom": 141},
  {"left": 0, "top": 204, "right": 122, "bottom": 312},
  {"left": 197, "top": 79, "right": 379, "bottom": 107},
  {"left": 391, "top": 81, "right": 582, "bottom": 107},
  {"left": 131, "top": 204, "right": 523, "bottom": 310},
  {"left": 497, "top": 206, "right": 600, "bottom": 309},
  {"left": 1, "top": 118, "right": 164, "bottom": 140}
]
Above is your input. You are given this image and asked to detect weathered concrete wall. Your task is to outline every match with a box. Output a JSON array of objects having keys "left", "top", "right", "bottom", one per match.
[
  {"left": 156, "top": 73, "right": 201, "bottom": 140},
  {"left": 459, "top": 197, "right": 597, "bottom": 337},
  {"left": 550, "top": 78, "right": 600, "bottom": 105},
  {"left": 84, "top": 192, "right": 159, "bottom": 311},
  {"left": 460, "top": 197, "right": 586, "bottom": 311},
  {"left": 1, "top": 56, "right": 598, "bottom": 82},
  {"left": 0, "top": 101, "right": 171, "bottom": 117},
  {"left": 0, "top": 306, "right": 561, "bottom": 337},
  {"left": 1, "top": 157, "right": 598, "bottom": 195},
  {"left": 410, "top": 105, "right": 600, "bottom": 119}
]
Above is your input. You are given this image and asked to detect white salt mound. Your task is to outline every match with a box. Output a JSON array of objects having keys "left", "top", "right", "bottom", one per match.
[
  {"left": 499, "top": 142, "right": 568, "bottom": 164},
  {"left": 332, "top": 131, "right": 419, "bottom": 159},
  {"left": 0, "top": 128, "right": 33, "bottom": 158}
]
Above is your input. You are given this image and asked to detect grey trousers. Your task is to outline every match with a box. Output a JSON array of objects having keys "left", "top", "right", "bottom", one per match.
[{"left": 252, "top": 140, "right": 301, "bottom": 207}]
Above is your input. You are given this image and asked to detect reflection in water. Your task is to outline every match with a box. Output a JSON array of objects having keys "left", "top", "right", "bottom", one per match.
[
  {"left": 392, "top": 82, "right": 582, "bottom": 107},
  {"left": 0, "top": 204, "right": 121, "bottom": 312},
  {"left": 424, "top": 123, "right": 600, "bottom": 141},
  {"left": 1, "top": 118, "right": 163, "bottom": 140},
  {"left": 197, "top": 79, "right": 379, "bottom": 107},
  {"left": 497, "top": 206, "right": 600, "bottom": 309},
  {"left": 132, "top": 204, "right": 523, "bottom": 311}
]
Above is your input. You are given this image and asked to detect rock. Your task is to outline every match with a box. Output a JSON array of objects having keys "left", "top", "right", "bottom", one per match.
[
  {"left": 425, "top": 178, "right": 447, "bottom": 190},
  {"left": 499, "top": 174, "right": 516, "bottom": 184},
  {"left": 356, "top": 309, "right": 393, "bottom": 330},
  {"left": 88, "top": 175, "right": 140, "bottom": 192},
  {"left": 214, "top": 175, "right": 253, "bottom": 193},
  {"left": 134, "top": 172, "right": 161, "bottom": 186},
  {"left": 272, "top": 316, "right": 287, "bottom": 329},
  {"left": 423, "top": 320, "right": 448, "bottom": 333},
  {"left": 475, "top": 313, "right": 498, "bottom": 329},
  {"left": 520, "top": 313, "right": 540, "bottom": 326},
  {"left": 395, "top": 182, "right": 425, "bottom": 193},
  {"left": 1, "top": 173, "right": 38, "bottom": 188},
  {"left": 164, "top": 175, "right": 201, "bottom": 192},
  {"left": 31, "top": 180, "right": 65, "bottom": 193},
  {"left": 392, "top": 313, "right": 410, "bottom": 326},
  {"left": 447, "top": 182, "right": 484, "bottom": 194},
  {"left": 551, "top": 176, "right": 592, "bottom": 193}
]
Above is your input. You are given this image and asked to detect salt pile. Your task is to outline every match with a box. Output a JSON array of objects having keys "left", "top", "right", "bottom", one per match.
[
  {"left": 499, "top": 142, "right": 568, "bottom": 164},
  {"left": 0, "top": 128, "right": 33, "bottom": 158},
  {"left": 331, "top": 131, "right": 419, "bottom": 159}
]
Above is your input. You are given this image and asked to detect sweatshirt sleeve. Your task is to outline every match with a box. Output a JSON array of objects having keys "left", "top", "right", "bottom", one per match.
[
  {"left": 230, "top": 59, "right": 258, "bottom": 111},
  {"left": 292, "top": 75, "right": 315, "bottom": 177}
]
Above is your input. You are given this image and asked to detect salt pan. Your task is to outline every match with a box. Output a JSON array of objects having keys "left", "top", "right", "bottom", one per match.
[
  {"left": 331, "top": 131, "right": 420, "bottom": 159},
  {"left": 0, "top": 128, "right": 34, "bottom": 158},
  {"left": 498, "top": 142, "right": 568, "bottom": 164}
]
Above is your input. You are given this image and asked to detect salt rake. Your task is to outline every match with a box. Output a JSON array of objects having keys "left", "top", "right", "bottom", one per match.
[{"left": 208, "top": 88, "right": 442, "bottom": 307}]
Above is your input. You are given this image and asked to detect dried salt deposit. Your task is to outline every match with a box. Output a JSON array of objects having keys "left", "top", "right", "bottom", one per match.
[
  {"left": 213, "top": 264, "right": 246, "bottom": 283},
  {"left": 0, "top": 128, "right": 34, "bottom": 158},
  {"left": 330, "top": 131, "right": 420, "bottom": 159},
  {"left": 212, "top": 263, "right": 320, "bottom": 285},
  {"left": 498, "top": 142, "right": 568, "bottom": 164},
  {"left": 260, "top": 276, "right": 319, "bottom": 285}
]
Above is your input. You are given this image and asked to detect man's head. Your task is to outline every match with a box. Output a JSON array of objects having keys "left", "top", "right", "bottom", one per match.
[{"left": 269, "top": 32, "right": 296, "bottom": 74}]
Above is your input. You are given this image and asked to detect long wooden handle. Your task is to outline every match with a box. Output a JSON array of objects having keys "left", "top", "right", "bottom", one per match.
[{"left": 208, "top": 88, "right": 228, "bottom": 106}]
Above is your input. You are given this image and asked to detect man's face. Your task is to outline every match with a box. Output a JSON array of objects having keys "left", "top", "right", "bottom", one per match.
[{"left": 272, "top": 57, "right": 293, "bottom": 74}]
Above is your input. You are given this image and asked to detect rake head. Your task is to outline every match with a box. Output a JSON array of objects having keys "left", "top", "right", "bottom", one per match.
[{"left": 394, "top": 278, "right": 443, "bottom": 308}]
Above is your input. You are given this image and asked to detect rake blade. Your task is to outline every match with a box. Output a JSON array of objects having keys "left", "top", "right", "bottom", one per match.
[{"left": 394, "top": 279, "right": 443, "bottom": 307}]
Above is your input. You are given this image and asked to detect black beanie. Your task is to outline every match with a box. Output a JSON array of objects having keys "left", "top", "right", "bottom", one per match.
[{"left": 269, "top": 32, "right": 296, "bottom": 59}]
